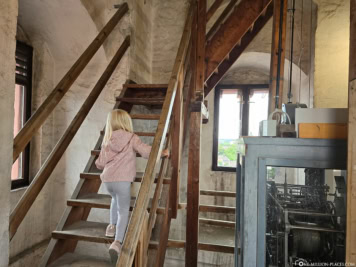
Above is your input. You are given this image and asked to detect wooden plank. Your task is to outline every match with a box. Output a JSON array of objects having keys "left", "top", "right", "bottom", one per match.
[
  {"left": 134, "top": 212, "right": 149, "bottom": 267},
  {"left": 200, "top": 189, "right": 236, "bottom": 197},
  {"left": 268, "top": 0, "right": 288, "bottom": 113},
  {"left": 199, "top": 218, "right": 235, "bottom": 228},
  {"left": 149, "top": 240, "right": 235, "bottom": 254},
  {"left": 205, "top": 0, "right": 272, "bottom": 81},
  {"left": 185, "top": 110, "right": 202, "bottom": 267},
  {"left": 199, "top": 204, "right": 235, "bottom": 214},
  {"left": 171, "top": 84, "right": 183, "bottom": 219},
  {"left": 52, "top": 221, "right": 113, "bottom": 243},
  {"left": 123, "top": 84, "right": 168, "bottom": 89},
  {"left": 116, "top": 97, "right": 165, "bottom": 105},
  {"left": 9, "top": 37, "right": 130, "bottom": 241},
  {"left": 194, "top": 0, "right": 207, "bottom": 100},
  {"left": 204, "top": 2, "right": 273, "bottom": 96},
  {"left": 206, "top": 0, "right": 238, "bottom": 41},
  {"left": 131, "top": 114, "right": 161, "bottom": 120},
  {"left": 299, "top": 123, "right": 347, "bottom": 139},
  {"left": 12, "top": 4, "right": 129, "bottom": 163},
  {"left": 347, "top": 1, "right": 356, "bottom": 263},
  {"left": 116, "top": 5, "right": 193, "bottom": 266},
  {"left": 206, "top": 0, "right": 224, "bottom": 23}
]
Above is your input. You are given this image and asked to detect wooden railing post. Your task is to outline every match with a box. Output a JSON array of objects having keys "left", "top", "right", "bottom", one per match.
[
  {"left": 12, "top": 3, "right": 128, "bottom": 163},
  {"left": 171, "top": 71, "right": 184, "bottom": 219},
  {"left": 9, "top": 36, "right": 130, "bottom": 240}
]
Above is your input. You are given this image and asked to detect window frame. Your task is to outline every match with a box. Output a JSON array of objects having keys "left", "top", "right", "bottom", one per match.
[
  {"left": 12, "top": 41, "right": 33, "bottom": 190},
  {"left": 212, "top": 84, "right": 269, "bottom": 172}
]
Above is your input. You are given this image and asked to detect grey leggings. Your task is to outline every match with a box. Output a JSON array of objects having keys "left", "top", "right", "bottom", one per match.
[{"left": 104, "top": 181, "right": 131, "bottom": 242}]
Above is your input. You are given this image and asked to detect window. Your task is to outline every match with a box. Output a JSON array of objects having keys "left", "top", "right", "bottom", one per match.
[
  {"left": 12, "top": 41, "right": 33, "bottom": 189},
  {"left": 213, "top": 84, "right": 269, "bottom": 171}
]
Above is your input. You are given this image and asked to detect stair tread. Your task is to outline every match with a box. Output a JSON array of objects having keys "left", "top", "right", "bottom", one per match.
[
  {"left": 68, "top": 193, "right": 137, "bottom": 209},
  {"left": 199, "top": 204, "right": 236, "bottom": 214},
  {"left": 123, "top": 84, "right": 168, "bottom": 89},
  {"left": 199, "top": 218, "right": 235, "bottom": 228},
  {"left": 200, "top": 189, "right": 236, "bottom": 197},
  {"left": 48, "top": 252, "right": 111, "bottom": 267},
  {"left": 116, "top": 97, "right": 165, "bottom": 105},
  {"left": 67, "top": 193, "right": 157, "bottom": 211},
  {"left": 131, "top": 114, "right": 161, "bottom": 120},
  {"left": 52, "top": 221, "right": 112, "bottom": 243},
  {"left": 149, "top": 239, "right": 235, "bottom": 254}
]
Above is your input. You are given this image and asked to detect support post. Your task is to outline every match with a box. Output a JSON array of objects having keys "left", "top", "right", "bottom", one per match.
[
  {"left": 185, "top": 105, "right": 202, "bottom": 267},
  {"left": 347, "top": 0, "right": 356, "bottom": 263},
  {"left": 185, "top": 1, "right": 206, "bottom": 265},
  {"left": 268, "top": 0, "right": 288, "bottom": 113}
]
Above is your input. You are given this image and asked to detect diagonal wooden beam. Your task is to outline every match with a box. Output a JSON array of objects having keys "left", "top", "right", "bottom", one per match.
[
  {"left": 205, "top": 0, "right": 273, "bottom": 82},
  {"left": 204, "top": 1, "right": 273, "bottom": 96},
  {"left": 206, "top": 0, "right": 224, "bottom": 23}
]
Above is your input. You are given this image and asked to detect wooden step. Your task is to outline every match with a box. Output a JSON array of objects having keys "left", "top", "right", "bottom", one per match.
[
  {"left": 149, "top": 240, "right": 235, "bottom": 254},
  {"left": 116, "top": 97, "right": 165, "bottom": 105},
  {"left": 79, "top": 172, "right": 171, "bottom": 184},
  {"left": 48, "top": 252, "right": 111, "bottom": 267},
  {"left": 91, "top": 150, "right": 141, "bottom": 157},
  {"left": 67, "top": 194, "right": 137, "bottom": 209},
  {"left": 199, "top": 204, "right": 235, "bottom": 214},
  {"left": 199, "top": 218, "right": 235, "bottom": 228},
  {"left": 123, "top": 84, "right": 168, "bottom": 89},
  {"left": 200, "top": 190, "right": 236, "bottom": 198},
  {"left": 131, "top": 114, "right": 161, "bottom": 120},
  {"left": 52, "top": 221, "right": 112, "bottom": 243},
  {"left": 168, "top": 203, "right": 235, "bottom": 214}
]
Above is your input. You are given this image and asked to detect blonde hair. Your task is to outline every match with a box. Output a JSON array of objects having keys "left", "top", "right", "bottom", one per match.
[{"left": 103, "top": 109, "right": 133, "bottom": 146}]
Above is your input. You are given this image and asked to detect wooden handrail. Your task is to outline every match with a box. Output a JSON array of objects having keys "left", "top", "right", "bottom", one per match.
[
  {"left": 12, "top": 3, "right": 128, "bottom": 163},
  {"left": 9, "top": 36, "right": 130, "bottom": 240},
  {"left": 116, "top": 6, "right": 194, "bottom": 267}
]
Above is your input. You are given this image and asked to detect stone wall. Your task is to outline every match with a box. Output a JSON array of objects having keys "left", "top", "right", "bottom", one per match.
[
  {"left": 0, "top": 1, "right": 18, "bottom": 266},
  {"left": 314, "top": 0, "right": 350, "bottom": 108}
]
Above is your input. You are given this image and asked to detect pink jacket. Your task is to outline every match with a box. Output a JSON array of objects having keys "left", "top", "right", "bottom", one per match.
[{"left": 95, "top": 130, "right": 151, "bottom": 182}]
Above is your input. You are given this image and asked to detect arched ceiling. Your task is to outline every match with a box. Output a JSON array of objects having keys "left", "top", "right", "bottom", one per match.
[{"left": 18, "top": 0, "right": 107, "bottom": 69}]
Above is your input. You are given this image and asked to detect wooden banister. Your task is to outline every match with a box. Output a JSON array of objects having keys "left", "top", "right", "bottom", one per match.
[
  {"left": 116, "top": 6, "right": 194, "bottom": 267},
  {"left": 12, "top": 3, "right": 128, "bottom": 163},
  {"left": 9, "top": 36, "right": 130, "bottom": 240}
]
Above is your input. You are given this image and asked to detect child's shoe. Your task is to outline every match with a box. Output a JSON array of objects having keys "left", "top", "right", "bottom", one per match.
[
  {"left": 109, "top": 240, "right": 122, "bottom": 264},
  {"left": 105, "top": 224, "right": 116, "bottom": 237}
]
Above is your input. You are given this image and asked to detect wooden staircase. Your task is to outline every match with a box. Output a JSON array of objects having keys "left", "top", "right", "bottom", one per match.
[
  {"left": 40, "top": 84, "right": 174, "bottom": 266},
  {"left": 9, "top": 0, "right": 276, "bottom": 266}
]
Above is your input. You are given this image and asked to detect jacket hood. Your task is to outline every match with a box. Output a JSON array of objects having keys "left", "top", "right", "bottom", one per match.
[{"left": 109, "top": 130, "right": 134, "bottom": 151}]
